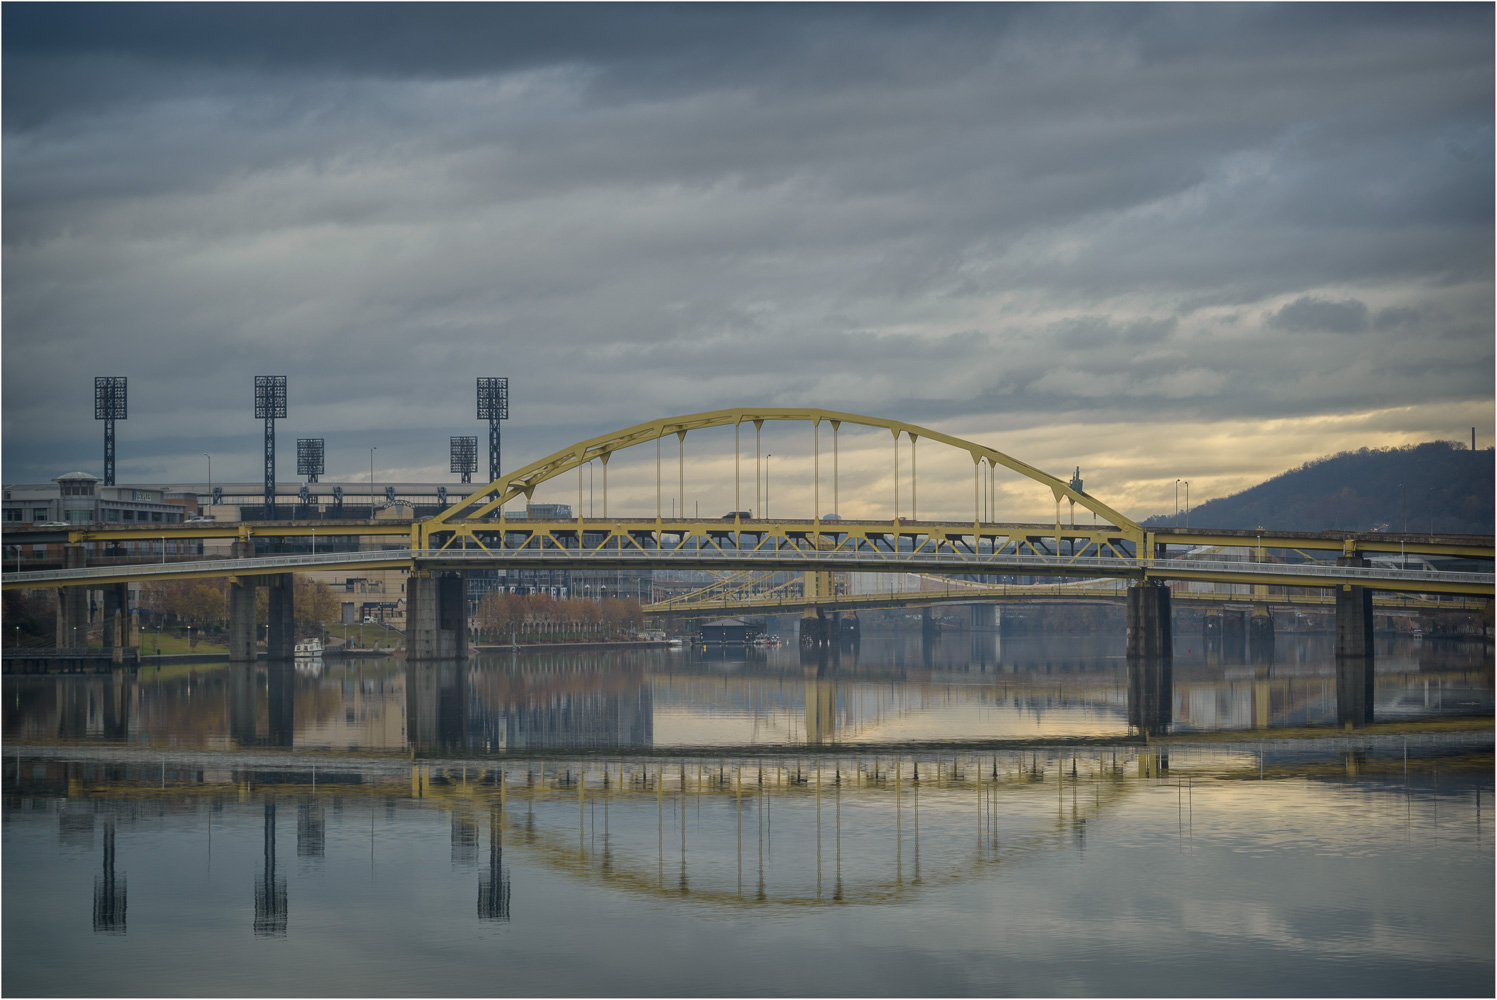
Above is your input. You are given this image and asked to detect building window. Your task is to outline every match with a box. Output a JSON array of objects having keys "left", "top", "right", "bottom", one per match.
[
  {"left": 123, "top": 511, "right": 134, "bottom": 521},
  {"left": 3, "top": 510, "right": 19, "bottom": 522},
  {"left": 107, "top": 510, "right": 120, "bottom": 521},
  {"left": 33, "top": 509, "right": 48, "bottom": 521},
  {"left": 151, "top": 512, "right": 162, "bottom": 522}
]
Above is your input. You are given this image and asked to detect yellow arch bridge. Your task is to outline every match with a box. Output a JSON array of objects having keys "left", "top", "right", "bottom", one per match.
[{"left": 4, "top": 408, "right": 1491, "bottom": 663}]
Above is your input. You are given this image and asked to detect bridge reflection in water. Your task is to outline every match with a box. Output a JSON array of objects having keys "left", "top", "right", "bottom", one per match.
[
  {"left": 13, "top": 733, "right": 1488, "bottom": 940},
  {"left": 3, "top": 640, "right": 1492, "bottom": 756}
]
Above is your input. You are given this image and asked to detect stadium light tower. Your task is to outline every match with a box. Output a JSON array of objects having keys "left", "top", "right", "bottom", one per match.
[
  {"left": 254, "top": 376, "right": 287, "bottom": 519},
  {"left": 297, "top": 438, "right": 324, "bottom": 484},
  {"left": 94, "top": 377, "right": 127, "bottom": 486},
  {"left": 451, "top": 436, "right": 478, "bottom": 484},
  {"left": 477, "top": 377, "right": 509, "bottom": 483}
]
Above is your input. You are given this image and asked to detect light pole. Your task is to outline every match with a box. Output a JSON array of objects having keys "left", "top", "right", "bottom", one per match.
[
  {"left": 589, "top": 462, "right": 594, "bottom": 518},
  {"left": 161, "top": 535, "right": 167, "bottom": 564},
  {"left": 1398, "top": 482, "right": 1406, "bottom": 534},
  {"left": 204, "top": 454, "right": 212, "bottom": 509},
  {"left": 311, "top": 527, "right": 316, "bottom": 555},
  {"left": 1184, "top": 481, "right": 1189, "bottom": 530},
  {"left": 370, "top": 447, "right": 377, "bottom": 512},
  {"left": 1175, "top": 479, "right": 1180, "bottom": 528},
  {"left": 766, "top": 454, "right": 772, "bottom": 519}
]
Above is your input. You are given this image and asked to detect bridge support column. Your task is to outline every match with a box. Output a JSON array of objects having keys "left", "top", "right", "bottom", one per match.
[
  {"left": 265, "top": 574, "right": 295, "bottom": 660},
  {"left": 799, "top": 611, "right": 828, "bottom": 648},
  {"left": 1335, "top": 556, "right": 1374, "bottom": 727},
  {"left": 968, "top": 603, "right": 998, "bottom": 631},
  {"left": 921, "top": 607, "right": 936, "bottom": 640},
  {"left": 228, "top": 540, "right": 257, "bottom": 663},
  {"left": 56, "top": 545, "right": 89, "bottom": 651},
  {"left": 407, "top": 571, "right": 468, "bottom": 661},
  {"left": 1221, "top": 609, "right": 1247, "bottom": 662},
  {"left": 1125, "top": 582, "right": 1172, "bottom": 660},
  {"left": 101, "top": 583, "right": 128, "bottom": 652},
  {"left": 1249, "top": 606, "right": 1275, "bottom": 663}
]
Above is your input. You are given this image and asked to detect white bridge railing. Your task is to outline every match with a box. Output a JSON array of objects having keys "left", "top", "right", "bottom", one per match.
[{"left": 5, "top": 546, "right": 1492, "bottom": 593}]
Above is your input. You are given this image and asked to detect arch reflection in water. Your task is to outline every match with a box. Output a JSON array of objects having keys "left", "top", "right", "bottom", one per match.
[{"left": 414, "top": 749, "right": 1148, "bottom": 911}]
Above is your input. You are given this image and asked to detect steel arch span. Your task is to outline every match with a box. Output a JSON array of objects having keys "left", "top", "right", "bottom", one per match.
[{"left": 421, "top": 407, "right": 1142, "bottom": 544}]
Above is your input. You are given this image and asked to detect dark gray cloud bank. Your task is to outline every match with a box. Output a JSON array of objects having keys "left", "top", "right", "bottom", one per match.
[{"left": 3, "top": 4, "right": 1492, "bottom": 510}]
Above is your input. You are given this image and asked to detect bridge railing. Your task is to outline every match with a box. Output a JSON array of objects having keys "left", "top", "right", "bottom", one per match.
[{"left": 6, "top": 546, "right": 1493, "bottom": 592}]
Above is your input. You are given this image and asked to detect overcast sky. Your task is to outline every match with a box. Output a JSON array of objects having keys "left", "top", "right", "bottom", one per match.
[{"left": 4, "top": 3, "right": 1492, "bottom": 521}]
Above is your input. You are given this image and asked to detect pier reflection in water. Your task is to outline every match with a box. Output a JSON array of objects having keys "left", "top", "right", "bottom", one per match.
[{"left": 7, "top": 635, "right": 1489, "bottom": 754}]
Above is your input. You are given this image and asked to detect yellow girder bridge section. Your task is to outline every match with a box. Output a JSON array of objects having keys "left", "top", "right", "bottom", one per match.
[
  {"left": 419, "top": 406, "right": 1140, "bottom": 548},
  {"left": 646, "top": 570, "right": 1490, "bottom": 616}
]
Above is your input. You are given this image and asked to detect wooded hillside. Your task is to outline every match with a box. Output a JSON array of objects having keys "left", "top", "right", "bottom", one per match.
[{"left": 1141, "top": 441, "right": 1493, "bottom": 534}]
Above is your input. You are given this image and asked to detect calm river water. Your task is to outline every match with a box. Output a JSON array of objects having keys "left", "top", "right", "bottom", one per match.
[{"left": 4, "top": 633, "right": 1492, "bottom": 997}]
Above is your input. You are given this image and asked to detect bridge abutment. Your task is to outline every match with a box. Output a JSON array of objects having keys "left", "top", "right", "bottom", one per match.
[
  {"left": 968, "top": 603, "right": 998, "bottom": 630},
  {"left": 407, "top": 572, "right": 468, "bottom": 661},
  {"left": 1125, "top": 582, "right": 1172, "bottom": 660}
]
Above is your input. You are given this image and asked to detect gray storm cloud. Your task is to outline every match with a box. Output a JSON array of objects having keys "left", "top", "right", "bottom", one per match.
[{"left": 2, "top": 3, "right": 1491, "bottom": 513}]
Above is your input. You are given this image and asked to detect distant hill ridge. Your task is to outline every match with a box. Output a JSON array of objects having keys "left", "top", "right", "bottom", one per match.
[{"left": 1140, "top": 441, "right": 1494, "bottom": 535}]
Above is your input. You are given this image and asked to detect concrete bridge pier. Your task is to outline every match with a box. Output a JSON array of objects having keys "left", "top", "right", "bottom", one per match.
[
  {"left": 228, "top": 541, "right": 257, "bottom": 663},
  {"left": 1335, "top": 556, "right": 1375, "bottom": 727},
  {"left": 968, "top": 603, "right": 998, "bottom": 630},
  {"left": 799, "top": 611, "right": 829, "bottom": 648},
  {"left": 1249, "top": 606, "right": 1275, "bottom": 663},
  {"left": 1125, "top": 582, "right": 1172, "bottom": 660},
  {"left": 1220, "top": 610, "right": 1247, "bottom": 662},
  {"left": 920, "top": 607, "right": 937, "bottom": 640},
  {"left": 55, "top": 544, "right": 89, "bottom": 651},
  {"left": 264, "top": 574, "right": 296, "bottom": 659},
  {"left": 228, "top": 579, "right": 257, "bottom": 662},
  {"left": 100, "top": 584, "right": 129, "bottom": 653},
  {"left": 407, "top": 571, "right": 468, "bottom": 661}
]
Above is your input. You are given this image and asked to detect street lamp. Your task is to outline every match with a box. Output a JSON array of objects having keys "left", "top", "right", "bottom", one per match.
[
  {"left": 766, "top": 454, "right": 772, "bottom": 519},
  {"left": 1184, "top": 481, "right": 1189, "bottom": 530},
  {"left": 1398, "top": 482, "right": 1406, "bottom": 534},
  {"left": 1175, "top": 479, "right": 1180, "bottom": 528},
  {"left": 370, "top": 447, "right": 377, "bottom": 512},
  {"left": 311, "top": 527, "right": 316, "bottom": 555},
  {"left": 204, "top": 454, "right": 212, "bottom": 509}
]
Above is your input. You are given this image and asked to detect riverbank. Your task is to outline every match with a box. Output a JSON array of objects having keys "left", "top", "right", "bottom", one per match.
[{"left": 473, "top": 640, "right": 671, "bottom": 654}]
